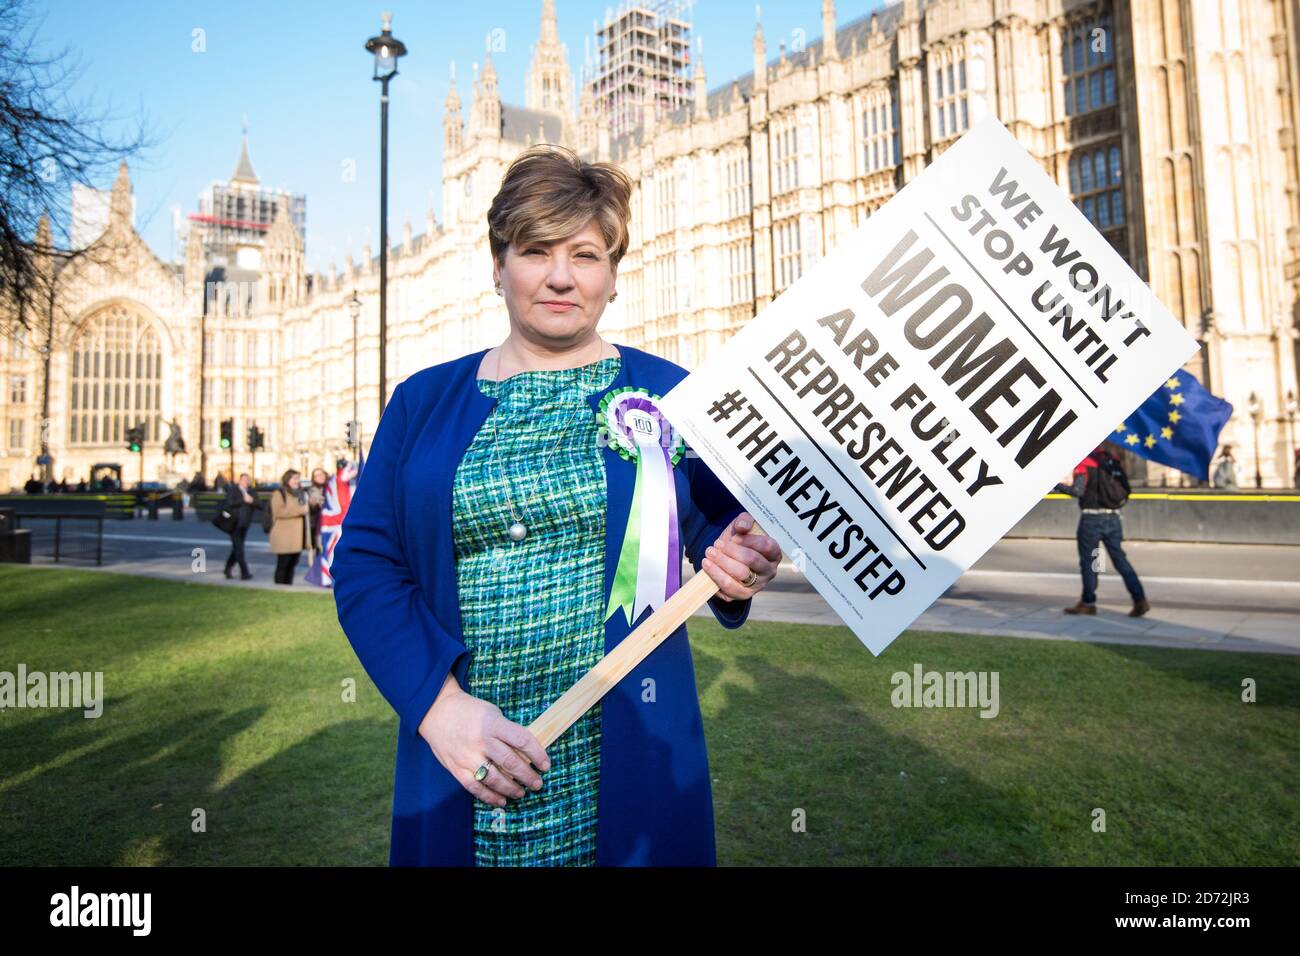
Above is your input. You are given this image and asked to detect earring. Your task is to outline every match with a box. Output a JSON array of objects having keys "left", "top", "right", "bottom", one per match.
[
  {"left": 494, "top": 282, "right": 503, "bottom": 296},
  {"left": 608, "top": 290, "right": 618, "bottom": 303}
]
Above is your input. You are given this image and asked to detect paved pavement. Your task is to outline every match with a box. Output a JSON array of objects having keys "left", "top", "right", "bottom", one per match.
[{"left": 10, "top": 512, "right": 1300, "bottom": 656}]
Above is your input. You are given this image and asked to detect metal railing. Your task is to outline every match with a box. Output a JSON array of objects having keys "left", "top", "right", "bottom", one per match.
[{"left": 10, "top": 511, "right": 105, "bottom": 565}]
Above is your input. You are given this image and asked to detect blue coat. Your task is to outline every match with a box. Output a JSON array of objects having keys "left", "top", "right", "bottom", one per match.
[{"left": 331, "top": 343, "right": 752, "bottom": 866}]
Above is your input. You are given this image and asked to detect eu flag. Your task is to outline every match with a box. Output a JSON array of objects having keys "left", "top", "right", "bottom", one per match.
[{"left": 1113, "top": 369, "right": 1233, "bottom": 480}]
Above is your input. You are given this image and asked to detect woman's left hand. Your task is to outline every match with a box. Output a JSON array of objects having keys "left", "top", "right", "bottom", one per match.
[{"left": 700, "top": 512, "right": 782, "bottom": 602}]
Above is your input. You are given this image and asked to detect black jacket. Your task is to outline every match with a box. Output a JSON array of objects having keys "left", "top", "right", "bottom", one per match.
[
  {"left": 1054, "top": 450, "right": 1126, "bottom": 509},
  {"left": 223, "top": 485, "right": 261, "bottom": 531}
]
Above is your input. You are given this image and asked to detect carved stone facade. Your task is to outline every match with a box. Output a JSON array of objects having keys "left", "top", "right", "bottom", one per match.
[{"left": 2, "top": 0, "right": 1296, "bottom": 490}]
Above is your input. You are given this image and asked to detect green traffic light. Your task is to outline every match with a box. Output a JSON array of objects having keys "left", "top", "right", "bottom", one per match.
[{"left": 219, "top": 439, "right": 230, "bottom": 449}]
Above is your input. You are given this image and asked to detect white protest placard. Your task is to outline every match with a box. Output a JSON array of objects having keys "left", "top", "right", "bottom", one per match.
[{"left": 660, "top": 113, "right": 1199, "bottom": 656}]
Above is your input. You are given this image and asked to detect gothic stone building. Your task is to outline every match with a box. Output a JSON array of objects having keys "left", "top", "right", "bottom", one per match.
[{"left": 2, "top": 0, "right": 1297, "bottom": 490}]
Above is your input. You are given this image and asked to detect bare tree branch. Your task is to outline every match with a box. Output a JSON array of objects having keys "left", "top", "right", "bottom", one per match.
[{"left": 0, "top": 0, "right": 159, "bottom": 333}]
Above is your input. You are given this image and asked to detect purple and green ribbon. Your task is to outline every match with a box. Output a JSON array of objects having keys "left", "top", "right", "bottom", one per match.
[{"left": 598, "top": 387, "right": 686, "bottom": 626}]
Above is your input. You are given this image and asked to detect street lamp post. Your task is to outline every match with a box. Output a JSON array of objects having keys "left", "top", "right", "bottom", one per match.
[
  {"left": 364, "top": 13, "right": 407, "bottom": 421},
  {"left": 1286, "top": 389, "right": 1298, "bottom": 488},
  {"left": 347, "top": 289, "right": 361, "bottom": 449},
  {"left": 1247, "top": 391, "right": 1263, "bottom": 489}
]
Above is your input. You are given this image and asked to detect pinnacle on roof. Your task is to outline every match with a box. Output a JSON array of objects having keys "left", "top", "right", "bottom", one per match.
[{"left": 232, "top": 118, "right": 258, "bottom": 186}]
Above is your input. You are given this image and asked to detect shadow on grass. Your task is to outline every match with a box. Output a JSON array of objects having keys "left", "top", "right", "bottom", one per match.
[
  {"left": 165, "top": 717, "right": 394, "bottom": 866},
  {"left": 1, "top": 697, "right": 264, "bottom": 865},
  {"left": 696, "top": 644, "right": 1055, "bottom": 866},
  {"left": 0, "top": 691, "right": 395, "bottom": 866},
  {"left": 1089, "top": 641, "right": 1300, "bottom": 711}
]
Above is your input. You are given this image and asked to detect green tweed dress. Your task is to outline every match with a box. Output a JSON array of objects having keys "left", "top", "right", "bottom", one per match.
[{"left": 451, "top": 355, "right": 621, "bottom": 866}]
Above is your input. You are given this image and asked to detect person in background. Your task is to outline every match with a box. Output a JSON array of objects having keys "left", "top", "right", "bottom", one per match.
[
  {"left": 1055, "top": 442, "right": 1149, "bottom": 618},
  {"left": 307, "top": 467, "right": 330, "bottom": 553},
  {"left": 1212, "top": 446, "right": 1239, "bottom": 489},
  {"left": 75, "top": 478, "right": 88, "bottom": 492},
  {"left": 222, "top": 472, "right": 258, "bottom": 580},
  {"left": 1292, "top": 449, "right": 1299, "bottom": 489},
  {"left": 270, "top": 468, "right": 310, "bottom": 585}
]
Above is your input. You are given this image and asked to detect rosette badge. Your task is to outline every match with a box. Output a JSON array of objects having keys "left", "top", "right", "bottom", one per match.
[{"left": 598, "top": 387, "right": 687, "bottom": 626}]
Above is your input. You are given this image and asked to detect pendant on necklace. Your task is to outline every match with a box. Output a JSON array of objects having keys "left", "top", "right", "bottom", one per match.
[{"left": 508, "top": 521, "right": 528, "bottom": 542}]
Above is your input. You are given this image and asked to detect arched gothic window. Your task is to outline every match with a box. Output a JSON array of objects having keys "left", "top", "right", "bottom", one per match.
[{"left": 68, "top": 304, "right": 163, "bottom": 446}]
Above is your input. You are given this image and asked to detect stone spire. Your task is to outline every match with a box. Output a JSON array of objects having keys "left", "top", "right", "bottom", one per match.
[
  {"left": 231, "top": 116, "right": 258, "bottom": 186},
  {"left": 526, "top": 0, "right": 571, "bottom": 118},
  {"left": 693, "top": 38, "right": 708, "bottom": 118},
  {"left": 539, "top": 0, "right": 558, "bottom": 43},
  {"left": 109, "top": 160, "right": 133, "bottom": 228},
  {"left": 184, "top": 219, "right": 204, "bottom": 287},
  {"left": 753, "top": 5, "right": 767, "bottom": 93},
  {"left": 474, "top": 52, "right": 502, "bottom": 138},
  {"left": 264, "top": 200, "right": 304, "bottom": 306},
  {"left": 265, "top": 198, "right": 302, "bottom": 252},
  {"left": 575, "top": 67, "right": 598, "bottom": 153},
  {"left": 822, "top": 0, "right": 839, "bottom": 61},
  {"left": 444, "top": 61, "right": 463, "bottom": 155}
]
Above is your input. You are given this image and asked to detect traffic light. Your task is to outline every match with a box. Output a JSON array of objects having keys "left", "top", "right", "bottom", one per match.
[
  {"left": 247, "top": 424, "right": 264, "bottom": 451},
  {"left": 219, "top": 418, "right": 233, "bottom": 449},
  {"left": 125, "top": 422, "right": 142, "bottom": 453}
]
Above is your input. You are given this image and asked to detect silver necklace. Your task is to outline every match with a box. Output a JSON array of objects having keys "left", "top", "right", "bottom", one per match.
[{"left": 487, "top": 338, "right": 606, "bottom": 542}]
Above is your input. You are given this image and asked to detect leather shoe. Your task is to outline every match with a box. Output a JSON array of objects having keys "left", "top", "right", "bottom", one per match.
[
  {"left": 1129, "top": 599, "right": 1151, "bottom": 617},
  {"left": 1063, "top": 602, "right": 1097, "bottom": 615},
  {"left": 241, "top": 572, "right": 254, "bottom": 581},
  {"left": 224, "top": 568, "right": 233, "bottom": 579}
]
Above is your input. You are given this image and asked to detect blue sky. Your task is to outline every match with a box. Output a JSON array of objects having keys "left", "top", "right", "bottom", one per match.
[{"left": 33, "top": 0, "right": 889, "bottom": 272}]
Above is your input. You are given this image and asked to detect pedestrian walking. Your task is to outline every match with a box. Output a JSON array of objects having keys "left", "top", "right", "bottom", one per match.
[
  {"left": 307, "top": 467, "right": 329, "bottom": 553},
  {"left": 269, "top": 469, "right": 310, "bottom": 585},
  {"left": 1212, "top": 446, "right": 1239, "bottom": 489},
  {"left": 222, "top": 472, "right": 258, "bottom": 580},
  {"left": 1055, "top": 443, "right": 1149, "bottom": 617}
]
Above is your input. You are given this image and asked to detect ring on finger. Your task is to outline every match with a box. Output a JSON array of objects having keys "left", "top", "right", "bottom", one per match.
[
  {"left": 474, "top": 762, "right": 491, "bottom": 782},
  {"left": 741, "top": 569, "right": 758, "bottom": 588}
]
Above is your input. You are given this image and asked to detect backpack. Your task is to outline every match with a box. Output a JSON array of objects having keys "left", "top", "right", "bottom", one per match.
[
  {"left": 1093, "top": 454, "right": 1131, "bottom": 509},
  {"left": 260, "top": 491, "right": 279, "bottom": 533}
]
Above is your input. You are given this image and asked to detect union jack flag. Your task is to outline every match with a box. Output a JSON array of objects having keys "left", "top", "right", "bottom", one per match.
[{"left": 304, "top": 450, "right": 364, "bottom": 588}]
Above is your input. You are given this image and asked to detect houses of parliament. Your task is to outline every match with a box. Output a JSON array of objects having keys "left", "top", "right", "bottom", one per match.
[{"left": 2, "top": 0, "right": 1297, "bottom": 491}]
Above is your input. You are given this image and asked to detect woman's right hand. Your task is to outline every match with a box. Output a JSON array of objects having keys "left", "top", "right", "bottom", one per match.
[{"left": 418, "top": 672, "right": 550, "bottom": 807}]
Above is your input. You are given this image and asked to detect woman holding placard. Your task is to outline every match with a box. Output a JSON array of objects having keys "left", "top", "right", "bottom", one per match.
[{"left": 332, "top": 144, "right": 782, "bottom": 867}]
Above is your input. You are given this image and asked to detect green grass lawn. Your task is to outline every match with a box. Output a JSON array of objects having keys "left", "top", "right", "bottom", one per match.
[{"left": 1, "top": 565, "right": 1296, "bottom": 866}]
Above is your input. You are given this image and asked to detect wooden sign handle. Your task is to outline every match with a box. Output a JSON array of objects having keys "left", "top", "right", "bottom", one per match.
[{"left": 526, "top": 520, "right": 768, "bottom": 750}]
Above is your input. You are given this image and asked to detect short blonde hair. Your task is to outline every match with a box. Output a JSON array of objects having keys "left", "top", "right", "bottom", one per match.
[{"left": 487, "top": 144, "right": 633, "bottom": 268}]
